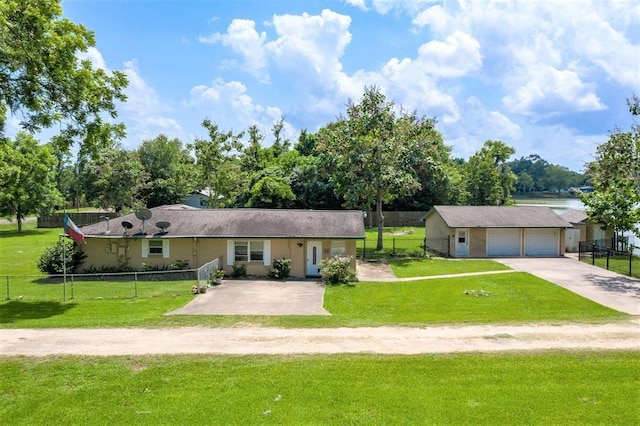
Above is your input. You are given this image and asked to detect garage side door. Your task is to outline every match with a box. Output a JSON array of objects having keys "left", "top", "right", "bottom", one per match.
[
  {"left": 487, "top": 228, "right": 521, "bottom": 256},
  {"left": 525, "top": 229, "right": 559, "bottom": 256}
]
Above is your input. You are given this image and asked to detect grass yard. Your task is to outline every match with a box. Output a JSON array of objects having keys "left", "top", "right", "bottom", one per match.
[
  {"left": 0, "top": 272, "right": 626, "bottom": 328},
  {"left": 1, "top": 352, "right": 638, "bottom": 425},
  {"left": 0, "top": 222, "right": 60, "bottom": 275},
  {"left": 583, "top": 255, "right": 640, "bottom": 279},
  {"left": 389, "top": 257, "right": 510, "bottom": 278},
  {"left": 357, "top": 226, "right": 426, "bottom": 258}
]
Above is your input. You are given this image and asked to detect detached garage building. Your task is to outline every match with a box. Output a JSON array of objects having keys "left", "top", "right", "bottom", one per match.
[{"left": 424, "top": 206, "right": 571, "bottom": 258}]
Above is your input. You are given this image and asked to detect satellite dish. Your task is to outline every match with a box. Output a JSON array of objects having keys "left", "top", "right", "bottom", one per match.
[
  {"left": 122, "top": 221, "right": 133, "bottom": 230},
  {"left": 135, "top": 208, "right": 152, "bottom": 221},
  {"left": 156, "top": 221, "right": 171, "bottom": 232},
  {"left": 135, "top": 208, "right": 152, "bottom": 235}
]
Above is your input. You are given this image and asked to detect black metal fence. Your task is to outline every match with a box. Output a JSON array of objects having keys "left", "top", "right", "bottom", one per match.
[{"left": 578, "top": 240, "right": 638, "bottom": 278}]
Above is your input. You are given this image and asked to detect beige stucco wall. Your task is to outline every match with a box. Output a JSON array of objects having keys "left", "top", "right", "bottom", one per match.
[
  {"left": 81, "top": 237, "right": 358, "bottom": 278},
  {"left": 424, "top": 212, "right": 453, "bottom": 255}
]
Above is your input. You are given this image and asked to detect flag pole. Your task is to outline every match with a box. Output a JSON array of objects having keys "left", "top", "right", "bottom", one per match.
[{"left": 63, "top": 208, "right": 66, "bottom": 302}]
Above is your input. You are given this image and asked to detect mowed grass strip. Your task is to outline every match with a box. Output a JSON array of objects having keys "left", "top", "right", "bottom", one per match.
[
  {"left": 584, "top": 255, "right": 640, "bottom": 279},
  {"left": 0, "top": 272, "right": 626, "bottom": 328},
  {"left": 389, "top": 257, "right": 511, "bottom": 278},
  {"left": 1, "top": 352, "right": 637, "bottom": 425}
]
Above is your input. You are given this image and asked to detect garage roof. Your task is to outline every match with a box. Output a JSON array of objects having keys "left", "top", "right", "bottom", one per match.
[{"left": 429, "top": 205, "right": 572, "bottom": 228}]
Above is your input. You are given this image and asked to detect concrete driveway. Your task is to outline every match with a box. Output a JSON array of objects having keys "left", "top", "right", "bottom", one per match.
[
  {"left": 168, "top": 279, "right": 330, "bottom": 316},
  {"left": 496, "top": 256, "right": 640, "bottom": 315}
]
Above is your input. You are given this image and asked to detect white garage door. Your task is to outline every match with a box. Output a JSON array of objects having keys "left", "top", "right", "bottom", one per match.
[
  {"left": 487, "top": 228, "right": 521, "bottom": 256},
  {"left": 525, "top": 229, "right": 559, "bottom": 256}
]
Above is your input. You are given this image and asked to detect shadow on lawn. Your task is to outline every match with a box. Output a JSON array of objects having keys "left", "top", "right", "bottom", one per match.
[{"left": 0, "top": 300, "right": 77, "bottom": 323}]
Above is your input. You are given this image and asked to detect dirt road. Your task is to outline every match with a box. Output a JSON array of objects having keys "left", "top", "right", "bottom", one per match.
[{"left": 2, "top": 320, "right": 639, "bottom": 356}]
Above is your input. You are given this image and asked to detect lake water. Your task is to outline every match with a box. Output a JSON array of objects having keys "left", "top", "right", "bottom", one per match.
[{"left": 515, "top": 197, "right": 638, "bottom": 254}]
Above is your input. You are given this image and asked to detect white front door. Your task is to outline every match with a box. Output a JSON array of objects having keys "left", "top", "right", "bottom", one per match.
[
  {"left": 306, "top": 241, "right": 322, "bottom": 276},
  {"left": 455, "top": 229, "right": 469, "bottom": 257}
]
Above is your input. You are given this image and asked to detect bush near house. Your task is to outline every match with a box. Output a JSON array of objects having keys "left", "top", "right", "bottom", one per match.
[{"left": 320, "top": 256, "right": 356, "bottom": 284}]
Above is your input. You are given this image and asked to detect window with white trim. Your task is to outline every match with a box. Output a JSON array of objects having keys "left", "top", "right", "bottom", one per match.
[
  {"left": 149, "top": 240, "right": 164, "bottom": 256},
  {"left": 330, "top": 240, "right": 346, "bottom": 257},
  {"left": 142, "top": 239, "right": 170, "bottom": 258},
  {"left": 234, "top": 241, "right": 264, "bottom": 262}
]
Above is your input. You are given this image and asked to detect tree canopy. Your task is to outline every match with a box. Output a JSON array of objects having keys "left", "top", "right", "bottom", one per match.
[
  {"left": 317, "top": 86, "right": 446, "bottom": 250},
  {"left": 581, "top": 98, "right": 640, "bottom": 240},
  {"left": 0, "top": 132, "right": 61, "bottom": 231},
  {"left": 0, "top": 0, "right": 127, "bottom": 151}
]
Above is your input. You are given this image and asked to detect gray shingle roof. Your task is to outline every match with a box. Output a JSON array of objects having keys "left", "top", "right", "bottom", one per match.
[
  {"left": 429, "top": 205, "right": 572, "bottom": 228},
  {"left": 80, "top": 206, "right": 365, "bottom": 239},
  {"left": 559, "top": 209, "right": 589, "bottom": 224}
]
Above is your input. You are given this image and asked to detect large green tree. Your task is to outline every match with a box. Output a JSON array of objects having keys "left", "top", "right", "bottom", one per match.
[
  {"left": 136, "top": 134, "right": 194, "bottom": 207},
  {"left": 581, "top": 99, "right": 640, "bottom": 241},
  {"left": 317, "top": 86, "right": 444, "bottom": 250},
  {"left": 0, "top": 0, "right": 128, "bottom": 150},
  {"left": 464, "top": 140, "right": 517, "bottom": 206},
  {"left": 0, "top": 132, "right": 61, "bottom": 231},
  {"left": 82, "top": 147, "right": 146, "bottom": 212},
  {"left": 191, "top": 120, "right": 243, "bottom": 208}
]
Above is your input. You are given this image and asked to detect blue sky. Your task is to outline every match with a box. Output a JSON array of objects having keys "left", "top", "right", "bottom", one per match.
[{"left": 9, "top": 0, "right": 640, "bottom": 171}]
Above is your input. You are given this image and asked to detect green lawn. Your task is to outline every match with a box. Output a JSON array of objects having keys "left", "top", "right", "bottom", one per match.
[
  {"left": 1, "top": 352, "right": 637, "bottom": 425},
  {"left": 389, "top": 257, "right": 511, "bottom": 278},
  {"left": 1, "top": 272, "right": 626, "bottom": 328},
  {"left": 0, "top": 222, "right": 60, "bottom": 275},
  {"left": 357, "top": 226, "right": 426, "bottom": 258},
  {"left": 583, "top": 254, "right": 640, "bottom": 279}
]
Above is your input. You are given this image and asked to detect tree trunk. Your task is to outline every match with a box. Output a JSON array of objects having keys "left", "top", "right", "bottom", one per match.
[
  {"left": 376, "top": 197, "right": 384, "bottom": 251},
  {"left": 16, "top": 205, "right": 22, "bottom": 232}
]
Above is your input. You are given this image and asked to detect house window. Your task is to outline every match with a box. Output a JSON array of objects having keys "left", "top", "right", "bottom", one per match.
[
  {"left": 235, "top": 241, "right": 264, "bottom": 262},
  {"left": 149, "top": 240, "right": 164, "bottom": 256},
  {"left": 142, "top": 239, "right": 170, "bottom": 258},
  {"left": 330, "top": 240, "right": 346, "bottom": 257}
]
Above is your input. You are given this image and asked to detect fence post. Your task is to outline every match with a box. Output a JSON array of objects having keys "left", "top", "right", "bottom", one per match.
[
  {"left": 630, "top": 251, "right": 633, "bottom": 277},
  {"left": 71, "top": 275, "right": 74, "bottom": 299},
  {"left": 134, "top": 272, "right": 138, "bottom": 298},
  {"left": 423, "top": 238, "right": 427, "bottom": 257},
  {"left": 363, "top": 239, "right": 366, "bottom": 259},
  {"left": 606, "top": 249, "right": 610, "bottom": 270},
  {"left": 392, "top": 237, "right": 396, "bottom": 256},
  {"left": 592, "top": 244, "right": 595, "bottom": 265},
  {"left": 6, "top": 276, "right": 9, "bottom": 300}
]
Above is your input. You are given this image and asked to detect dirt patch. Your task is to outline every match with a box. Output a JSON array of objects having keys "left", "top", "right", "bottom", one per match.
[
  {"left": 356, "top": 260, "right": 397, "bottom": 281},
  {"left": 1, "top": 320, "right": 639, "bottom": 356}
]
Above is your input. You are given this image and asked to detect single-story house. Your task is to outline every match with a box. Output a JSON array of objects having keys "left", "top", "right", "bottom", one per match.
[
  {"left": 182, "top": 188, "right": 216, "bottom": 209},
  {"left": 424, "top": 205, "right": 572, "bottom": 257},
  {"left": 560, "top": 209, "right": 613, "bottom": 252},
  {"left": 78, "top": 205, "right": 365, "bottom": 277}
]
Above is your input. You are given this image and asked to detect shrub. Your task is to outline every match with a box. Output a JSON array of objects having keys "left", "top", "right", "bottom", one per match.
[
  {"left": 171, "top": 259, "right": 190, "bottom": 270},
  {"left": 232, "top": 263, "right": 247, "bottom": 278},
  {"left": 319, "top": 256, "right": 356, "bottom": 285},
  {"left": 37, "top": 239, "right": 87, "bottom": 274},
  {"left": 269, "top": 258, "right": 291, "bottom": 279}
]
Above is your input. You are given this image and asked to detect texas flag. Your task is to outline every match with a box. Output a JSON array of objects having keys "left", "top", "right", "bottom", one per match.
[{"left": 64, "top": 214, "right": 85, "bottom": 243}]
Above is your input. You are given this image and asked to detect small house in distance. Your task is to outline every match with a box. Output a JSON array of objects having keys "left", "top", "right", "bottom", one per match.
[
  {"left": 78, "top": 205, "right": 365, "bottom": 277},
  {"left": 424, "top": 205, "right": 571, "bottom": 257},
  {"left": 560, "top": 209, "right": 613, "bottom": 252}
]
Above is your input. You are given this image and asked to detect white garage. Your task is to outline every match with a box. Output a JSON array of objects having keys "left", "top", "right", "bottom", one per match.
[
  {"left": 487, "top": 228, "right": 521, "bottom": 256},
  {"left": 525, "top": 229, "right": 560, "bottom": 256}
]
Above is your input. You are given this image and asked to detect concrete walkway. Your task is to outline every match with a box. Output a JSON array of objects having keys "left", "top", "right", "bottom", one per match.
[{"left": 496, "top": 256, "right": 640, "bottom": 315}]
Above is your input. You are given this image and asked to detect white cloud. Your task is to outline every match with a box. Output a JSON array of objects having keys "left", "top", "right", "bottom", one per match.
[
  {"left": 186, "top": 78, "right": 292, "bottom": 143},
  {"left": 199, "top": 19, "right": 269, "bottom": 82},
  {"left": 77, "top": 47, "right": 107, "bottom": 70},
  {"left": 503, "top": 64, "right": 605, "bottom": 117},
  {"left": 343, "top": 0, "right": 368, "bottom": 11},
  {"left": 118, "top": 60, "right": 183, "bottom": 146},
  {"left": 417, "top": 31, "right": 482, "bottom": 78}
]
